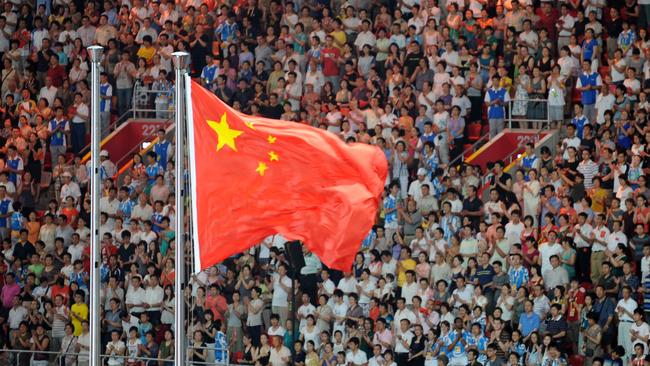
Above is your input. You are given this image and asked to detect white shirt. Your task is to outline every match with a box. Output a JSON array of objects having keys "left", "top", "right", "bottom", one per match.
[
  {"left": 297, "top": 303, "right": 315, "bottom": 330},
  {"left": 38, "top": 85, "right": 57, "bottom": 106},
  {"left": 558, "top": 14, "right": 575, "bottom": 36},
  {"left": 607, "top": 231, "right": 628, "bottom": 252},
  {"left": 144, "top": 285, "right": 164, "bottom": 311},
  {"left": 591, "top": 225, "right": 611, "bottom": 252},
  {"left": 72, "top": 103, "right": 89, "bottom": 123},
  {"left": 408, "top": 178, "right": 432, "bottom": 202},
  {"left": 60, "top": 181, "right": 81, "bottom": 202},
  {"left": 337, "top": 276, "right": 358, "bottom": 304},
  {"left": 451, "top": 284, "right": 474, "bottom": 308},
  {"left": 505, "top": 221, "right": 524, "bottom": 245},
  {"left": 562, "top": 136, "right": 582, "bottom": 160},
  {"left": 354, "top": 30, "right": 376, "bottom": 50},
  {"left": 631, "top": 321, "right": 650, "bottom": 352},
  {"left": 347, "top": 349, "right": 368, "bottom": 365},
  {"left": 125, "top": 286, "right": 146, "bottom": 314},
  {"left": 539, "top": 243, "right": 563, "bottom": 274},
  {"left": 617, "top": 297, "right": 637, "bottom": 322},
  {"left": 8, "top": 305, "right": 27, "bottom": 329},
  {"left": 394, "top": 308, "right": 416, "bottom": 335},
  {"left": 574, "top": 223, "right": 593, "bottom": 248},
  {"left": 271, "top": 273, "right": 292, "bottom": 307},
  {"left": 595, "top": 93, "right": 615, "bottom": 124},
  {"left": 394, "top": 330, "right": 414, "bottom": 353},
  {"left": 401, "top": 281, "right": 418, "bottom": 305}
]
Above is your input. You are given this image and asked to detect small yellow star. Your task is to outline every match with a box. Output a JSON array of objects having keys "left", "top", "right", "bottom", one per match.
[
  {"left": 268, "top": 151, "right": 279, "bottom": 162},
  {"left": 267, "top": 135, "right": 277, "bottom": 144},
  {"left": 256, "top": 162, "right": 268, "bottom": 176},
  {"left": 207, "top": 113, "right": 243, "bottom": 152},
  {"left": 245, "top": 121, "right": 256, "bottom": 130}
]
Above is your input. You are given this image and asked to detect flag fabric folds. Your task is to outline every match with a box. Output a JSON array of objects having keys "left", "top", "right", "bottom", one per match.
[{"left": 186, "top": 78, "right": 388, "bottom": 272}]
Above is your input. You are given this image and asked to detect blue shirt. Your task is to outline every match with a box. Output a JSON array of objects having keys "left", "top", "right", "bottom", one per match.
[
  {"left": 519, "top": 312, "right": 541, "bottom": 336},
  {"left": 9, "top": 211, "right": 22, "bottom": 231},
  {"left": 466, "top": 335, "right": 488, "bottom": 363},
  {"left": 145, "top": 163, "right": 163, "bottom": 186},
  {"left": 118, "top": 199, "right": 135, "bottom": 223},
  {"left": 49, "top": 119, "right": 67, "bottom": 146},
  {"left": 215, "top": 21, "right": 239, "bottom": 42},
  {"left": 508, "top": 266, "right": 530, "bottom": 290},
  {"left": 572, "top": 115, "right": 588, "bottom": 139},
  {"left": 444, "top": 330, "right": 470, "bottom": 358},
  {"left": 578, "top": 72, "right": 599, "bottom": 105},
  {"left": 486, "top": 88, "right": 508, "bottom": 119},
  {"left": 361, "top": 229, "right": 376, "bottom": 251},
  {"left": 100, "top": 83, "right": 112, "bottom": 112},
  {"left": 6, "top": 157, "right": 22, "bottom": 185},
  {"left": 201, "top": 65, "right": 218, "bottom": 85},
  {"left": 384, "top": 195, "right": 398, "bottom": 227},
  {"left": 582, "top": 38, "right": 598, "bottom": 61},
  {"left": 153, "top": 140, "right": 171, "bottom": 170},
  {"left": 214, "top": 331, "right": 228, "bottom": 363},
  {"left": 0, "top": 198, "right": 12, "bottom": 228},
  {"left": 440, "top": 214, "right": 460, "bottom": 241},
  {"left": 151, "top": 211, "right": 164, "bottom": 233}
]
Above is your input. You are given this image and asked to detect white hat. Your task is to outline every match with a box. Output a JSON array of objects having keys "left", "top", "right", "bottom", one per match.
[
  {"left": 61, "top": 171, "right": 72, "bottom": 178},
  {"left": 417, "top": 168, "right": 427, "bottom": 176},
  {"left": 99, "top": 150, "right": 109, "bottom": 157}
]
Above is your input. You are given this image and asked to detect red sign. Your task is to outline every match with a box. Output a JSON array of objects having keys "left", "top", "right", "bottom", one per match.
[
  {"left": 82, "top": 120, "right": 169, "bottom": 165},
  {"left": 466, "top": 130, "right": 550, "bottom": 171}
]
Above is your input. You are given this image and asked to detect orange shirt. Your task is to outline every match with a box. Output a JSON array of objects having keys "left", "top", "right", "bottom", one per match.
[{"left": 26, "top": 221, "right": 40, "bottom": 244}]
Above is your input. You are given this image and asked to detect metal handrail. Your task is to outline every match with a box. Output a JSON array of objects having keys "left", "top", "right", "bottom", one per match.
[
  {"left": 448, "top": 133, "right": 490, "bottom": 166},
  {"left": 4, "top": 345, "right": 232, "bottom": 365},
  {"left": 77, "top": 107, "right": 136, "bottom": 160},
  {"left": 77, "top": 83, "right": 174, "bottom": 163},
  {"left": 507, "top": 98, "right": 551, "bottom": 129}
]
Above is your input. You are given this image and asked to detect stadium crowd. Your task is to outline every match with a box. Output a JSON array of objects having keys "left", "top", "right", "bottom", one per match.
[{"left": 1, "top": 0, "right": 650, "bottom": 365}]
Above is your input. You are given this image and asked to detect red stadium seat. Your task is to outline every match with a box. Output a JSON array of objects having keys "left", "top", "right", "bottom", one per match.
[{"left": 467, "top": 122, "right": 483, "bottom": 143}]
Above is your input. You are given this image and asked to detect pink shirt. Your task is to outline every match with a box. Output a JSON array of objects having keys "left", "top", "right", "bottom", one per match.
[{"left": 1, "top": 283, "right": 20, "bottom": 308}]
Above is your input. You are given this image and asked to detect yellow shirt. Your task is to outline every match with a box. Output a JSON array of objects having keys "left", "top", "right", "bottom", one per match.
[
  {"left": 137, "top": 46, "right": 156, "bottom": 64},
  {"left": 71, "top": 303, "right": 89, "bottom": 336},
  {"left": 500, "top": 77, "right": 513, "bottom": 92},
  {"left": 397, "top": 258, "right": 416, "bottom": 287},
  {"left": 330, "top": 30, "right": 347, "bottom": 50},
  {"left": 590, "top": 188, "right": 607, "bottom": 213}
]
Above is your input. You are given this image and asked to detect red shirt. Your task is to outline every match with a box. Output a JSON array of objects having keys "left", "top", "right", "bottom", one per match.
[
  {"left": 47, "top": 65, "right": 67, "bottom": 87},
  {"left": 321, "top": 47, "right": 341, "bottom": 77},
  {"left": 51, "top": 285, "right": 70, "bottom": 305},
  {"left": 567, "top": 287, "right": 585, "bottom": 322}
]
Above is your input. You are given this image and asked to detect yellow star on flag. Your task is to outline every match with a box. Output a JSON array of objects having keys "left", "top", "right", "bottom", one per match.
[
  {"left": 207, "top": 113, "right": 243, "bottom": 152},
  {"left": 267, "top": 135, "right": 277, "bottom": 144},
  {"left": 268, "top": 151, "right": 279, "bottom": 162},
  {"left": 256, "top": 162, "right": 268, "bottom": 176},
  {"left": 245, "top": 121, "right": 256, "bottom": 130}
]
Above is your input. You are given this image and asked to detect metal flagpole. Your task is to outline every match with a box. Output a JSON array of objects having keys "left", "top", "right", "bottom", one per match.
[
  {"left": 87, "top": 45, "right": 103, "bottom": 366},
  {"left": 172, "top": 51, "right": 189, "bottom": 366}
]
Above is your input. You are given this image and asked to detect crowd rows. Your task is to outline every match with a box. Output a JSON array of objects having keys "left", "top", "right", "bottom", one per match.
[{"left": 0, "top": 0, "right": 650, "bottom": 366}]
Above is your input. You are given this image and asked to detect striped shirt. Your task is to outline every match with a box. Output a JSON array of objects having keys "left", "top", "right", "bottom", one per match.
[{"left": 577, "top": 159, "right": 599, "bottom": 189}]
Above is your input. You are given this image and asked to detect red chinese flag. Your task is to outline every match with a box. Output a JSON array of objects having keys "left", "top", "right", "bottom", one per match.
[{"left": 186, "top": 80, "right": 388, "bottom": 272}]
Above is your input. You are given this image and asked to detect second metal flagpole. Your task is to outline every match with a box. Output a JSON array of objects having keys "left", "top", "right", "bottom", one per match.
[
  {"left": 87, "top": 45, "right": 103, "bottom": 366},
  {"left": 172, "top": 51, "right": 189, "bottom": 366}
]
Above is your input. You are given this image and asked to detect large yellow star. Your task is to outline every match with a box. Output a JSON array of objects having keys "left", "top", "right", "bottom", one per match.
[
  {"left": 256, "top": 162, "right": 268, "bottom": 176},
  {"left": 207, "top": 113, "right": 243, "bottom": 152},
  {"left": 268, "top": 151, "right": 279, "bottom": 162}
]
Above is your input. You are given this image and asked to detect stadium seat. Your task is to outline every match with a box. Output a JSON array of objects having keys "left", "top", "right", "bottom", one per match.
[{"left": 467, "top": 122, "right": 483, "bottom": 143}]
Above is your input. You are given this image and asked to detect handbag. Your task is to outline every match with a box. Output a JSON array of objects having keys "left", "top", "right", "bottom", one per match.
[{"left": 58, "top": 336, "right": 77, "bottom": 366}]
